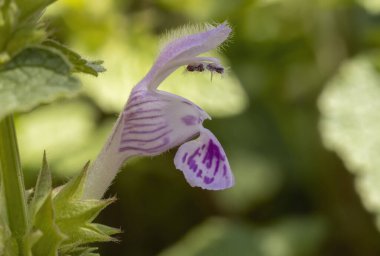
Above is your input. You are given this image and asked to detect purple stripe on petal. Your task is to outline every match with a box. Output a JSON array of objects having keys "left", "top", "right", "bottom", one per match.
[
  {"left": 182, "top": 153, "right": 188, "bottom": 163},
  {"left": 187, "top": 148, "right": 201, "bottom": 173},
  {"left": 123, "top": 122, "right": 165, "bottom": 130},
  {"left": 126, "top": 115, "right": 163, "bottom": 121},
  {"left": 124, "top": 99, "right": 165, "bottom": 112},
  {"left": 202, "top": 139, "right": 224, "bottom": 175},
  {"left": 223, "top": 164, "right": 227, "bottom": 177},
  {"left": 119, "top": 138, "right": 170, "bottom": 153},
  {"left": 121, "top": 129, "right": 173, "bottom": 143},
  {"left": 124, "top": 108, "right": 162, "bottom": 116},
  {"left": 128, "top": 91, "right": 146, "bottom": 102},
  {"left": 122, "top": 125, "right": 168, "bottom": 135}
]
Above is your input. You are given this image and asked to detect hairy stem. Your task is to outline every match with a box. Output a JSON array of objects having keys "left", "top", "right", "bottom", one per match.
[{"left": 0, "top": 115, "right": 28, "bottom": 253}]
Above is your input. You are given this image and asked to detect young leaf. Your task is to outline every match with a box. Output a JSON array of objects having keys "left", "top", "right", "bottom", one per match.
[
  {"left": 55, "top": 198, "right": 117, "bottom": 249},
  {"left": 43, "top": 40, "right": 106, "bottom": 77},
  {"left": 0, "top": 46, "right": 81, "bottom": 121},
  {"left": 51, "top": 162, "right": 119, "bottom": 253},
  {"left": 53, "top": 162, "right": 90, "bottom": 206},
  {"left": 32, "top": 192, "right": 66, "bottom": 256},
  {"left": 59, "top": 222, "right": 117, "bottom": 252},
  {"left": 14, "top": 0, "right": 56, "bottom": 22},
  {"left": 55, "top": 198, "right": 115, "bottom": 225},
  {"left": 29, "top": 151, "right": 52, "bottom": 221}
]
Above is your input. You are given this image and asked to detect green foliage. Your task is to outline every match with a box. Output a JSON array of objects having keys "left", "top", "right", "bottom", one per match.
[
  {"left": 0, "top": 44, "right": 106, "bottom": 121},
  {"left": 53, "top": 163, "right": 118, "bottom": 252},
  {"left": 43, "top": 40, "right": 106, "bottom": 77},
  {"left": 0, "top": 47, "right": 81, "bottom": 121},
  {"left": 0, "top": 0, "right": 113, "bottom": 255},
  {"left": 319, "top": 54, "right": 380, "bottom": 229},
  {"left": 0, "top": 154, "right": 119, "bottom": 256},
  {"left": 14, "top": 0, "right": 56, "bottom": 21},
  {"left": 0, "top": 0, "right": 52, "bottom": 61},
  {"left": 0, "top": 190, "right": 17, "bottom": 256}
]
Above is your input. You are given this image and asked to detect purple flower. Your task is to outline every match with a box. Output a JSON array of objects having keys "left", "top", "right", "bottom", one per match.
[{"left": 83, "top": 22, "right": 234, "bottom": 199}]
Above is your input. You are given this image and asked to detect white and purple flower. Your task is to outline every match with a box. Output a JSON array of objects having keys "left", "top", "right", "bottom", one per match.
[{"left": 83, "top": 22, "right": 235, "bottom": 199}]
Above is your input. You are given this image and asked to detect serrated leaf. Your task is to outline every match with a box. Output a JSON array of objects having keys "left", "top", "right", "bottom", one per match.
[
  {"left": 0, "top": 46, "right": 81, "bottom": 121},
  {"left": 32, "top": 192, "right": 66, "bottom": 256},
  {"left": 43, "top": 40, "right": 106, "bottom": 77},
  {"left": 29, "top": 152, "right": 52, "bottom": 221}
]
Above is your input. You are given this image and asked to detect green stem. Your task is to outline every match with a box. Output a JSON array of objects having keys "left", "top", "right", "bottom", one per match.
[{"left": 0, "top": 115, "right": 28, "bottom": 253}]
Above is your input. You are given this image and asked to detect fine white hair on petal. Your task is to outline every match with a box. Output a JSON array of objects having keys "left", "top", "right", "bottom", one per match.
[
  {"left": 158, "top": 23, "right": 216, "bottom": 51},
  {"left": 157, "top": 21, "right": 232, "bottom": 62},
  {"left": 137, "top": 22, "right": 232, "bottom": 90}
]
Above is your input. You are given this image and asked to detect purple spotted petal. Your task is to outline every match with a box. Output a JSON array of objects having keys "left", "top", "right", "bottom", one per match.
[
  {"left": 119, "top": 89, "right": 209, "bottom": 156},
  {"left": 174, "top": 127, "right": 234, "bottom": 190}
]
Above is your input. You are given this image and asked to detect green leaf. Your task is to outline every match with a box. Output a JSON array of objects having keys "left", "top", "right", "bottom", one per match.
[
  {"left": 32, "top": 192, "right": 66, "bottom": 256},
  {"left": 55, "top": 198, "right": 115, "bottom": 225},
  {"left": 14, "top": 0, "right": 56, "bottom": 22},
  {"left": 59, "top": 223, "right": 117, "bottom": 252},
  {"left": 24, "top": 156, "right": 118, "bottom": 255},
  {"left": 53, "top": 162, "right": 90, "bottom": 206},
  {"left": 43, "top": 40, "right": 106, "bottom": 77},
  {"left": 0, "top": 46, "right": 81, "bottom": 121},
  {"left": 55, "top": 198, "right": 117, "bottom": 249},
  {"left": 29, "top": 152, "right": 52, "bottom": 221},
  {"left": 2, "top": 237, "right": 18, "bottom": 256},
  {"left": 319, "top": 54, "right": 380, "bottom": 230},
  {"left": 51, "top": 163, "right": 119, "bottom": 253}
]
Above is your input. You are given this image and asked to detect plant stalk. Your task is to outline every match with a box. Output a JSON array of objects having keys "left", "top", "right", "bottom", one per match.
[{"left": 0, "top": 115, "right": 28, "bottom": 253}]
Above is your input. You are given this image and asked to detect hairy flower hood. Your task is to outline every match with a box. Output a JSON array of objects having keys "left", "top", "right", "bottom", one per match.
[{"left": 83, "top": 22, "right": 235, "bottom": 199}]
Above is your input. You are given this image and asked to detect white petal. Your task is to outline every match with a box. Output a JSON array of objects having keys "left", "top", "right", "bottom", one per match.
[
  {"left": 174, "top": 127, "right": 234, "bottom": 190},
  {"left": 118, "top": 89, "right": 208, "bottom": 156}
]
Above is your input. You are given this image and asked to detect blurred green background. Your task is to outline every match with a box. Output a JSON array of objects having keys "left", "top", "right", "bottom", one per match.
[{"left": 14, "top": 0, "right": 380, "bottom": 255}]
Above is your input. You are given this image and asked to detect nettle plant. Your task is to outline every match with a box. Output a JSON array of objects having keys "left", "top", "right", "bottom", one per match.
[{"left": 0, "top": 1, "right": 234, "bottom": 255}]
